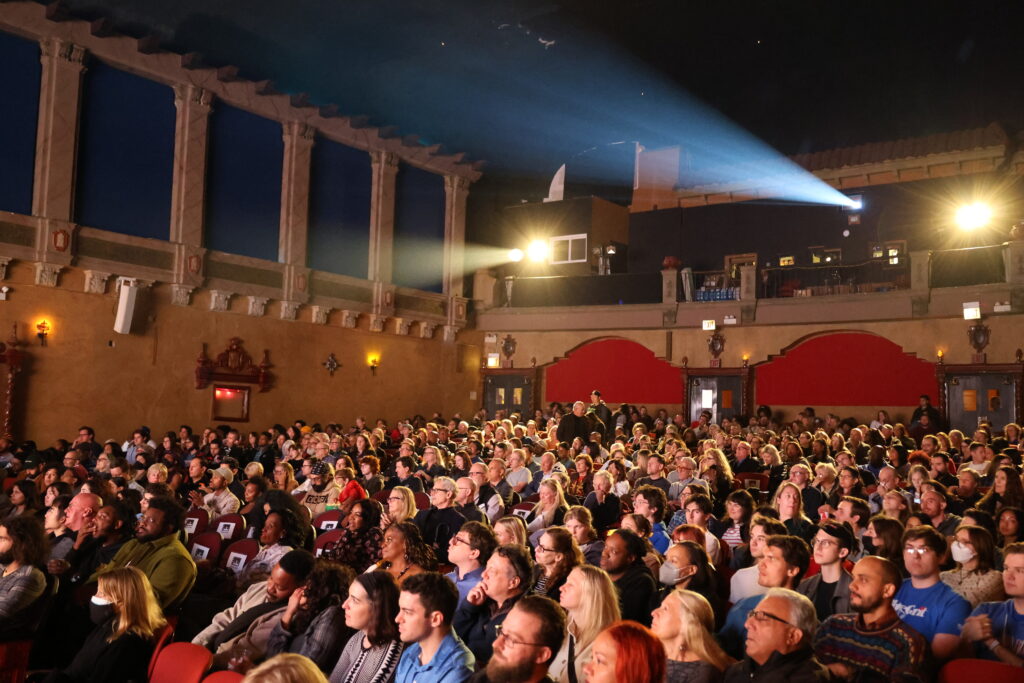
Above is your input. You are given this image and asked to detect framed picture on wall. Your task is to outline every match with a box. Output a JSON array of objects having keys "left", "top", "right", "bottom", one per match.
[{"left": 212, "top": 384, "right": 250, "bottom": 422}]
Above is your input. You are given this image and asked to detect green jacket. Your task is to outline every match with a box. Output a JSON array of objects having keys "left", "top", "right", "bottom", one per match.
[{"left": 92, "top": 533, "right": 197, "bottom": 609}]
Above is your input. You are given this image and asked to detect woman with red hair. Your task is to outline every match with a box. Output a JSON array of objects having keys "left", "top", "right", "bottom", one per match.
[{"left": 582, "top": 620, "right": 667, "bottom": 683}]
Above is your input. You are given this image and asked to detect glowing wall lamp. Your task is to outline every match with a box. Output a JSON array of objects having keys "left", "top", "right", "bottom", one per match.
[
  {"left": 955, "top": 203, "right": 992, "bottom": 231},
  {"left": 368, "top": 354, "right": 380, "bottom": 376},
  {"left": 485, "top": 353, "right": 500, "bottom": 368},
  {"left": 36, "top": 319, "right": 50, "bottom": 346},
  {"left": 936, "top": 349, "right": 944, "bottom": 365}
]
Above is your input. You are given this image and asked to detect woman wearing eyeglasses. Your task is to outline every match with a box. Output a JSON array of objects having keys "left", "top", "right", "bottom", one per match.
[{"left": 530, "top": 527, "right": 582, "bottom": 600}]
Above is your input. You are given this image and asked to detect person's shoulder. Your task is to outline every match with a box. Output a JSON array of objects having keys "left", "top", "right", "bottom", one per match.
[{"left": 970, "top": 598, "right": 1014, "bottom": 618}]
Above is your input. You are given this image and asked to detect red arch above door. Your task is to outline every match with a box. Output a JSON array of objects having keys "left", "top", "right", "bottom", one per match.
[
  {"left": 755, "top": 331, "right": 937, "bottom": 406},
  {"left": 544, "top": 338, "right": 682, "bottom": 404}
]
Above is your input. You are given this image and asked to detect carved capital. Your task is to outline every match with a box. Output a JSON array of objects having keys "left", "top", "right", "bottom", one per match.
[
  {"left": 283, "top": 120, "right": 316, "bottom": 142},
  {"left": 369, "top": 314, "right": 387, "bottom": 332},
  {"left": 0, "top": 257, "right": 10, "bottom": 281},
  {"left": 209, "top": 290, "right": 232, "bottom": 312},
  {"left": 170, "top": 285, "right": 194, "bottom": 307},
  {"left": 279, "top": 301, "right": 300, "bottom": 321},
  {"left": 247, "top": 296, "right": 269, "bottom": 317},
  {"left": 340, "top": 310, "right": 360, "bottom": 328},
  {"left": 419, "top": 322, "right": 438, "bottom": 339},
  {"left": 311, "top": 305, "right": 332, "bottom": 325},
  {"left": 444, "top": 175, "right": 470, "bottom": 194},
  {"left": 395, "top": 318, "right": 413, "bottom": 335},
  {"left": 34, "top": 262, "right": 62, "bottom": 287},
  {"left": 172, "top": 83, "right": 212, "bottom": 110},
  {"left": 370, "top": 150, "right": 399, "bottom": 172},
  {"left": 40, "top": 38, "right": 86, "bottom": 65},
  {"left": 83, "top": 270, "right": 111, "bottom": 294},
  {"left": 442, "top": 324, "right": 459, "bottom": 343}
]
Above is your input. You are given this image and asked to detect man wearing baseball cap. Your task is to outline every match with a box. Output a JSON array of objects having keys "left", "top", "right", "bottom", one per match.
[{"left": 189, "top": 464, "right": 240, "bottom": 519}]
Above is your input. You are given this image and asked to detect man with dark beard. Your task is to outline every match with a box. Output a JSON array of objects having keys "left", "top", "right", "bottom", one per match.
[
  {"left": 469, "top": 595, "right": 566, "bottom": 683},
  {"left": 813, "top": 556, "right": 927, "bottom": 681}
]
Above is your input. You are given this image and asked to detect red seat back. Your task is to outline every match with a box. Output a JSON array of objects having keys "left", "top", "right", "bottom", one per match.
[
  {"left": 372, "top": 488, "right": 391, "bottom": 504},
  {"left": 938, "top": 658, "right": 1021, "bottom": 683},
  {"left": 147, "top": 620, "right": 176, "bottom": 679},
  {"left": 211, "top": 513, "right": 246, "bottom": 542},
  {"left": 0, "top": 640, "right": 33, "bottom": 683},
  {"left": 183, "top": 507, "right": 209, "bottom": 538},
  {"left": 187, "top": 531, "right": 224, "bottom": 564},
  {"left": 220, "top": 538, "right": 260, "bottom": 571},
  {"left": 313, "top": 509, "right": 344, "bottom": 532},
  {"left": 414, "top": 492, "right": 431, "bottom": 510},
  {"left": 313, "top": 529, "right": 344, "bottom": 557},
  {"left": 203, "top": 671, "right": 244, "bottom": 683},
  {"left": 150, "top": 642, "right": 212, "bottom": 683}
]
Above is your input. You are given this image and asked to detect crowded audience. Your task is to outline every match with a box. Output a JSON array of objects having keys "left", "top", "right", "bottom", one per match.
[{"left": 0, "top": 395, "right": 1023, "bottom": 681}]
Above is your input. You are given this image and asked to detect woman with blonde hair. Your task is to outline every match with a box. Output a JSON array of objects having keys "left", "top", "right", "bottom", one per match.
[
  {"left": 652, "top": 588, "right": 733, "bottom": 682},
  {"left": 46, "top": 566, "right": 166, "bottom": 683},
  {"left": 494, "top": 515, "right": 529, "bottom": 547},
  {"left": 549, "top": 564, "right": 622, "bottom": 683},
  {"left": 526, "top": 478, "right": 569, "bottom": 542},
  {"left": 771, "top": 481, "right": 816, "bottom": 542},
  {"left": 242, "top": 653, "right": 327, "bottom": 683},
  {"left": 380, "top": 486, "right": 416, "bottom": 528},
  {"left": 272, "top": 461, "right": 300, "bottom": 494}
]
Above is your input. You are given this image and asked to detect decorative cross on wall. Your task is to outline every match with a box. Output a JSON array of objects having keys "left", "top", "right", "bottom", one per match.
[{"left": 323, "top": 353, "right": 340, "bottom": 376}]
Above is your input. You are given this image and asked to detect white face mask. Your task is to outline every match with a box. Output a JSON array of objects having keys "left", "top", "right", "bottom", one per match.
[{"left": 950, "top": 541, "right": 976, "bottom": 564}]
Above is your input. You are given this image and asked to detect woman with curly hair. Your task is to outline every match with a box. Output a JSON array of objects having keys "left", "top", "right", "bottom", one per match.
[
  {"left": 978, "top": 466, "right": 1024, "bottom": 516},
  {"left": 371, "top": 521, "right": 436, "bottom": 586},
  {"left": 264, "top": 560, "right": 355, "bottom": 673},
  {"left": 323, "top": 499, "right": 384, "bottom": 574}
]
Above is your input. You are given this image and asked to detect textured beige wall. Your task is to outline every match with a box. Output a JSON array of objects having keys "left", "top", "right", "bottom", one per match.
[{"left": 4, "top": 261, "right": 483, "bottom": 442}]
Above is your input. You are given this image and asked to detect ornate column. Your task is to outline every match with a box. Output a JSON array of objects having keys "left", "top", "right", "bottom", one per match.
[
  {"left": 32, "top": 38, "right": 86, "bottom": 222},
  {"left": 279, "top": 121, "right": 315, "bottom": 266},
  {"left": 367, "top": 151, "right": 398, "bottom": 284},
  {"left": 169, "top": 84, "right": 212, "bottom": 246},
  {"left": 443, "top": 174, "right": 470, "bottom": 297}
]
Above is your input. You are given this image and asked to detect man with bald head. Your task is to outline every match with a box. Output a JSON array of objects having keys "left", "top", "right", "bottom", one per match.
[
  {"left": 64, "top": 492, "right": 102, "bottom": 533},
  {"left": 814, "top": 556, "right": 926, "bottom": 681}
]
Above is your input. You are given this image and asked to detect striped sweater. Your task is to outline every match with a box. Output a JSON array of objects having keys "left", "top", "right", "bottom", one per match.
[{"left": 813, "top": 612, "right": 927, "bottom": 682}]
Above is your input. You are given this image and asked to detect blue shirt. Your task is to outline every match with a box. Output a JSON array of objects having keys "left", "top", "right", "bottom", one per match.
[
  {"left": 395, "top": 631, "right": 474, "bottom": 683},
  {"left": 445, "top": 566, "right": 484, "bottom": 607},
  {"left": 718, "top": 594, "right": 765, "bottom": 659},
  {"left": 893, "top": 579, "right": 971, "bottom": 642},
  {"left": 969, "top": 599, "right": 1024, "bottom": 661},
  {"left": 650, "top": 522, "right": 671, "bottom": 554}
]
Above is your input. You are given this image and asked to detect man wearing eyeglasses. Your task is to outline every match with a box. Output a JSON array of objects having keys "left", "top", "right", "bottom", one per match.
[
  {"left": 719, "top": 534, "right": 811, "bottom": 659},
  {"left": 892, "top": 526, "right": 971, "bottom": 661},
  {"left": 798, "top": 521, "right": 854, "bottom": 620},
  {"left": 723, "top": 587, "right": 831, "bottom": 682},
  {"left": 470, "top": 595, "right": 566, "bottom": 683}
]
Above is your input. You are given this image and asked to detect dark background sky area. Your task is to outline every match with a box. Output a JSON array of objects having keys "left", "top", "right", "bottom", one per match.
[{"left": 55, "top": 0, "right": 1024, "bottom": 244}]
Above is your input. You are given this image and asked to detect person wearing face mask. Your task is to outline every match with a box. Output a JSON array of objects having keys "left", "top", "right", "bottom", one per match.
[
  {"left": 659, "top": 540, "right": 727, "bottom": 630},
  {"left": 43, "top": 566, "right": 166, "bottom": 683},
  {"left": 940, "top": 524, "right": 1005, "bottom": 607},
  {"left": 299, "top": 461, "right": 339, "bottom": 519}
]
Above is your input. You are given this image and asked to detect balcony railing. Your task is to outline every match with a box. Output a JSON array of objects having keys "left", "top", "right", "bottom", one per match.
[
  {"left": 502, "top": 272, "right": 663, "bottom": 307},
  {"left": 759, "top": 258, "right": 909, "bottom": 299}
]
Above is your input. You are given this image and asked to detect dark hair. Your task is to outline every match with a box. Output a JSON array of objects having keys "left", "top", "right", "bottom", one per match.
[
  {"left": 460, "top": 521, "right": 497, "bottom": 565},
  {"left": 997, "top": 507, "right": 1024, "bottom": 547},
  {"left": 962, "top": 507, "right": 996, "bottom": 536},
  {"left": 291, "top": 560, "right": 355, "bottom": 634},
  {"left": 396, "top": 455, "right": 415, "bottom": 471},
  {"left": 359, "top": 455, "right": 380, "bottom": 475},
  {"left": 866, "top": 514, "right": 904, "bottom": 565},
  {"left": 49, "top": 494, "right": 72, "bottom": 517},
  {"left": 245, "top": 476, "right": 270, "bottom": 496},
  {"left": 11, "top": 480, "right": 40, "bottom": 511},
  {"left": 839, "top": 496, "right": 871, "bottom": 529},
  {"left": 1, "top": 515, "right": 49, "bottom": 567},
  {"left": 350, "top": 498, "right": 384, "bottom": 529},
  {"left": 401, "top": 572, "right": 459, "bottom": 626},
  {"left": 683, "top": 492, "right": 714, "bottom": 515},
  {"left": 515, "top": 595, "right": 567, "bottom": 664},
  {"left": 494, "top": 543, "right": 534, "bottom": 590},
  {"left": 279, "top": 549, "right": 316, "bottom": 582},
  {"left": 675, "top": 540, "right": 717, "bottom": 596},
  {"left": 353, "top": 571, "right": 401, "bottom": 646},
  {"left": 388, "top": 522, "right": 438, "bottom": 570},
  {"left": 750, "top": 514, "right": 787, "bottom": 537},
  {"left": 145, "top": 497, "right": 184, "bottom": 533},
  {"left": 817, "top": 520, "right": 856, "bottom": 553},
  {"left": 633, "top": 485, "right": 667, "bottom": 522},
  {"left": 47, "top": 481, "right": 73, "bottom": 499},
  {"left": 765, "top": 534, "right": 811, "bottom": 585},
  {"left": 104, "top": 500, "right": 137, "bottom": 539},
  {"left": 609, "top": 528, "right": 647, "bottom": 566},
  {"left": 957, "top": 524, "right": 998, "bottom": 572},
  {"left": 254, "top": 490, "right": 312, "bottom": 548},
  {"left": 902, "top": 525, "right": 947, "bottom": 556}
]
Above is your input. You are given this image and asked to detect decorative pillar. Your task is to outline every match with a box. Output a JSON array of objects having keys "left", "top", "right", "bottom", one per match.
[
  {"left": 169, "top": 84, "right": 212, "bottom": 246},
  {"left": 1003, "top": 241, "right": 1024, "bottom": 286},
  {"left": 909, "top": 250, "right": 931, "bottom": 291},
  {"left": 661, "top": 268, "right": 679, "bottom": 305},
  {"left": 279, "top": 121, "right": 315, "bottom": 265},
  {"left": 368, "top": 151, "right": 398, "bottom": 284},
  {"left": 442, "top": 175, "right": 470, "bottom": 297},
  {"left": 32, "top": 38, "right": 86, "bottom": 222}
]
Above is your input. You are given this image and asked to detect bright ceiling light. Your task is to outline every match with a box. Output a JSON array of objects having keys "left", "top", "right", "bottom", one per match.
[
  {"left": 526, "top": 240, "right": 549, "bottom": 262},
  {"left": 955, "top": 203, "right": 992, "bottom": 231},
  {"left": 507, "top": 248, "right": 524, "bottom": 262}
]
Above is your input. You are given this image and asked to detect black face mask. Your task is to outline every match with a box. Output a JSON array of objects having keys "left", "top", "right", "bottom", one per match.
[
  {"left": 0, "top": 551, "right": 13, "bottom": 565},
  {"left": 89, "top": 597, "right": 116, "bottom": 625},
  {"left": 861, "top": 535, "right": 875, "bottom": 555}
]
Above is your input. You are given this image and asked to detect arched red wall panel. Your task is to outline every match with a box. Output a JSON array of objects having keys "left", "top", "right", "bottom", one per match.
[
  {"left": 755, "top": 332, "right": 937, "bottom": 406},
  {"left": 544, "top": 338, "right": 682, "bottom": 404}
]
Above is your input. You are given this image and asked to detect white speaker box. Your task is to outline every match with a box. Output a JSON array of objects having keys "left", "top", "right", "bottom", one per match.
[{"left": 113, "top": 279, "right": 139, "bottom": 334}]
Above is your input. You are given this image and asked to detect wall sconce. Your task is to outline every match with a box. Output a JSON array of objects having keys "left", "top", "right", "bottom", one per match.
[
  {"left": 485, "top": 353, "right": 500, "bottom": 368},
  {"left": 368, "top": 355, "right": 380, "bottom": 376},
  {"left": 742, "top": 353, "right": 750, "bottom": 368},
  {"left": 36, "top": 319, "right": 50, "bottom": 346},
  {"left": 936, "top": 349, "right": 944, "bottom": 364}
]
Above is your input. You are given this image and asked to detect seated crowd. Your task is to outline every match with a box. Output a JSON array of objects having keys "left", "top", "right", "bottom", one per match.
[{"left": 0, "top": 393, "right": 1022, "bottom": 682}]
